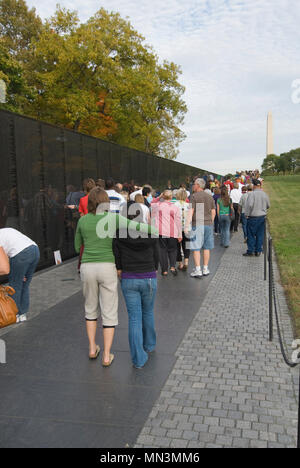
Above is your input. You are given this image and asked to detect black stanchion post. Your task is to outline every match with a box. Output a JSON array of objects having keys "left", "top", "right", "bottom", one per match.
[
  {"left": 264, "top": 220, "right": 267, "bottom": 281},
  {"left": 298, "top": 370, "right": 300, "bottom": 449},
  {"left": 268, "top": 238, "right": 273, "bottom": 342}
]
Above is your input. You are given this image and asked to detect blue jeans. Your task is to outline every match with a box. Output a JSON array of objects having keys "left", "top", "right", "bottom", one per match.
[
  {"left": 241, "top": 213, "right": 248, "bottom": 240},
  {"left": 247, "top": 217, "right": 266, "bottom": 254},
  {"left": 219, "top": 215, "right": 231, "bottom": 247},
  {"left": 121, "top": 278, "right": 157, "bottom": 368},
  {"left": 9, "top": 245, "right": 40, "bottom": 316}
]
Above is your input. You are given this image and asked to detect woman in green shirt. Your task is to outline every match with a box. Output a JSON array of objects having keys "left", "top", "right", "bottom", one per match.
[
  {"left": 75, "top": 187, "right": 157, "bottom": 367},
  {"left": 217, "top": 187, "right": 233, "bottom": 248}
]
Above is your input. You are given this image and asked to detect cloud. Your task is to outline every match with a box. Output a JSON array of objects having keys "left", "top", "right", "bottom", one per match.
[{"left": 25, "top": 0, "right": 300, "bottom": 174}]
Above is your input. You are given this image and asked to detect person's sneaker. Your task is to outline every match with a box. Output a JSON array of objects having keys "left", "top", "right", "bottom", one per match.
[
  {"left": 243, "top": 252, "right": 254, "bottom": 257},
  {"left": 203, "top": 267, "right": 210, "bottom": 276},
  {"left": 18, "top": 314, "right": 27, "bottom": 323},
  {"left": 190, "top": 268, "right": 203, "bottom": 278},
  {"left": 255, "top": 252, "right": 262, "bottom": 257},
  {"left": 16, "top": 314, "right": 20, "bottom": 323}
]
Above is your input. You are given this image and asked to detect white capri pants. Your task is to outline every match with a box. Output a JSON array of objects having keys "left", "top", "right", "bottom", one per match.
[{"left": 80, "top": 262, "right": 119, "bottom": 326}]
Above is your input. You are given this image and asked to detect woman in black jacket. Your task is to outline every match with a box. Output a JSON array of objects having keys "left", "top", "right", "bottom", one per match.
[{"left": 113, "top": 202, "right": 159, "bottom": 369}]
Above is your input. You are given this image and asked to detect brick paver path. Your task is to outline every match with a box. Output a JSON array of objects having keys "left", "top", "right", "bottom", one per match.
[{"left": 136, "top": 232, "right": 299, "bottom": 448}]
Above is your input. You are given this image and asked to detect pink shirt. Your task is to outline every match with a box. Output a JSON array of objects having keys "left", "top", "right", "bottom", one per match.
[{"left": 151, "top": 200, "right": 182, "bottom": 239}]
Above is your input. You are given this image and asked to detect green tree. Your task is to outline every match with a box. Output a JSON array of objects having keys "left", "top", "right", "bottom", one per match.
[
  {"left": 261, "top": 154, "right": 279, "bottom": 175},
  {"left": 27, "top": 7, "right": 187, "bottom": 159},
  {"left": 0, "top": 39, "right": 32, "bottom": 111},
  {"left": 0, "top": 0, "right": 42, "bottom": 59}
]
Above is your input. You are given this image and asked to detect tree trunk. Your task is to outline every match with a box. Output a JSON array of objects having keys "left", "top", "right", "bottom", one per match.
[{"left": 73, "top": 119, "right": 81, "bottom": 132}]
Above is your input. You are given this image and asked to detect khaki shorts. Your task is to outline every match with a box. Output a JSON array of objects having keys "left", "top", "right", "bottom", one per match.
[{"left": 80, "top": 262, "right": 119, "bottom": 326}]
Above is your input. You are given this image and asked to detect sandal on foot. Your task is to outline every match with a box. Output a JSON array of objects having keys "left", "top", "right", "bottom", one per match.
[
  {"left": 102, "top": 353, "right": 115, "bottom": 367},
  {"left": 89, "top": 345, "right": 100, "bottom": 360}
]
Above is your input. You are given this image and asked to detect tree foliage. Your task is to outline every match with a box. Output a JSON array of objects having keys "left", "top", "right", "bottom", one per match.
[
  {"left": 0, "top": 1, "right": 187, "bottom": 159},
  {"left": 0, "top": 38, "right": 32, "bottom": 111},
  {"left": 262, "top": 150, "right": 300, "bottom": 175}
]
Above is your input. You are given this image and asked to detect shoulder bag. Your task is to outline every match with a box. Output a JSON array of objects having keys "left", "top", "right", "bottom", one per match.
[{"left": 0, "top": 286, "right": 18, "bottom": 328}]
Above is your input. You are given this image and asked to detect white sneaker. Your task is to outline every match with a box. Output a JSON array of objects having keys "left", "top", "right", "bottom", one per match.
[
  {"left": 190, "top": 268, "right": 203, "bottom": 278},
  {"left": 16, "top": 314, "right": 20, "bottom": 323},
  {"left": 18, "top": 314, "right": 27, "bottom": 323},
  {"left": 203, "top": 267, "right": 210, "bottom": 276}
]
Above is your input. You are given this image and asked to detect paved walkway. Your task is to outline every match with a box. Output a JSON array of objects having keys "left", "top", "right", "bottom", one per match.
[
  {"left": 0, "top": 243, "right": 224, "bottom": 448},
  {"left": 0, "top": 231, "right": 298, "bottom": 448},
  {"left": 135, "top": 232, "right": 299, "bottom": 448}
]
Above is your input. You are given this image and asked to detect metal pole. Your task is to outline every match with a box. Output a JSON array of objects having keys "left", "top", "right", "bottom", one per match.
[
  {"left": 264, "top": 220, "right": 267, "bottom": 281},
  {"left": 297, "top": 372, "right": 300, "bottom": 449},
  {"left": 269, "top": 238, "right": 273, "bottom": 342}
]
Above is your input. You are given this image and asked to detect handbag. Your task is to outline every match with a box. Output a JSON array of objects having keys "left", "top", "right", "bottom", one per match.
[{"left": 0, "top": 286, "right": 18, "bottom": 329}]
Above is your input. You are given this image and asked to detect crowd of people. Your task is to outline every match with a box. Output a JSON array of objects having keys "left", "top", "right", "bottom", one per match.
[{"left": 0, "top": 169, "right": 270, "bottom": 369}]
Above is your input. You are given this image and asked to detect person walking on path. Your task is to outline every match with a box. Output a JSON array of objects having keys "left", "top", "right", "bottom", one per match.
[
  {"left": 0, "top": 228, "right": 40, "bottom": 322},
  {"left": 151, "top": 190, "right": 182, "bottom": 277},
  {"left": 105, "top": 178, "right": 126, "bottom": 214},
  {"left": 185, "top": 178, "right": 216, "bottom": 278},
  {"left": 75, "top": 188, "right": 158, "bottom": 367},
  {"left": 78, "top": 179, "right": 96, "bottom": 217},
  {"left": 213, "top": 187, "right": 221, "bottom": 235},
  {"left": 229, "top": 183, "right": 242, "bottom": 233},
  {"left": 217, "top": 187, "right": 233, "bottom": 248},
  {"left": 113, "top": 203, "right": 159, "bottom": 369},
  {"left": 243, "top": 179, "right": 270, "bottom": 257},
  {"left": 239, "top": 185, "right": 252, "bottom": 243},
  {"left": 134, "top": 194, "right": 150, "bottom": 224},
  {"left": 174, "top": 188, "right": 190, "bottom": 271}
]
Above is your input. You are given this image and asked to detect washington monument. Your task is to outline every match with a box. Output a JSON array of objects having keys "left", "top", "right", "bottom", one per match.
[{"left": 267, "top": 111, "right": 274, "bottom": 155}]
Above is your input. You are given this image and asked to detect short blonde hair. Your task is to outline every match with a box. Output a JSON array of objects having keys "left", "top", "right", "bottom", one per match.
[
  {"left": 135, "top": 194, "right": 145, "bottom": 204},
  {"left": 162, "top": 190, "right": 172, "bottom": 200},
  {"left": 176, "top": 189, "right": 188, "bottom": 201}
]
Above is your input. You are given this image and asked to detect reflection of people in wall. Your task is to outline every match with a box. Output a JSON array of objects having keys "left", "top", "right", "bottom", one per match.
[
  {"left": 4, "top": 187, "right": 23, "bottom": 230},
  {"left": 0, "top": 190, "right": 8, "bottom": 228},
  {"left": 66, "top": 184, "right": 85, "bottom": 208},
  {"left": 23, "top": 188, "right": 63, "bottom": 255}
]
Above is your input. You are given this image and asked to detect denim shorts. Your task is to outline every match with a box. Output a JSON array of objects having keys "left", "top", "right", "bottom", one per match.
[{"left": 189, "top": 225, "right": 214, "bottom": 251}]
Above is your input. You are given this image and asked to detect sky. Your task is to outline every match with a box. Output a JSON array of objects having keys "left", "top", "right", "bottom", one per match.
[{"left": 25, "top": 0, "right": 300, "bottom": 175}]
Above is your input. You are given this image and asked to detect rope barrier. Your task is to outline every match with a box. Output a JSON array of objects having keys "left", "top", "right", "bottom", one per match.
[{"left": 264, "top": 232, "right": 300, "bottom": 448}]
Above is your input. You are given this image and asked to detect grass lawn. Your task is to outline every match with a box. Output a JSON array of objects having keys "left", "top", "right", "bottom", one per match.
[{"left": 264, "top": 175, "right": 300, "bottom": 336}]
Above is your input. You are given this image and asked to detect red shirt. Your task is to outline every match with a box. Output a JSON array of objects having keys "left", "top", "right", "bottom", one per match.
[
  {"left": 224, "top": 180, "right": 234, "bottom": 191},
  {"left": 79, "top": 195, "right": 89, "bottom": 216}
]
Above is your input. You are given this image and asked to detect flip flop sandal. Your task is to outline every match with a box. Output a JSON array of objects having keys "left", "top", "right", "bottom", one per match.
[
  {"left": 89, "top": 345, "right": 100, "bottom": 360},
  {"left": 102, "top": 353, "right": 115, "bottom": 367}
]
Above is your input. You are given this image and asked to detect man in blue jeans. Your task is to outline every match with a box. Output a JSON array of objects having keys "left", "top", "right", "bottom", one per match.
[{"left": 243, "top": 180, "right": 270, "bottom": 257}]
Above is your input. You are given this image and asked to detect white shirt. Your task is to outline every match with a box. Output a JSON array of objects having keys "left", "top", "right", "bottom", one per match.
[
  {"left": 230, "top": 189, "right": 242, "bottom": 204},
  {"left": 130, "top": 189, "right": 143, "bottom": 201},
  {"left": 0, "top": 228, "right": 37, "bottom": 258},
  {"left": 106, "top": 190, "right": 126, "bottom": 213},
  {"left": 138, "top": 204, "right": 150, "bottom": 224},
  {"left": 174, "top": 200, "right": 190, "bottom": 229}
]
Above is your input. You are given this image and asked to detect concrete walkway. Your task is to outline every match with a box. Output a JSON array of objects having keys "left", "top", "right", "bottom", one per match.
[
  {"left": 0, "top": 243, "right": 224, "bottom": 448},
  {"left": 135, "top": 232, "right": 299, "bottom": 448},
  {"left": 0, "top": 231, "right": 298, "bottom": 448}
]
